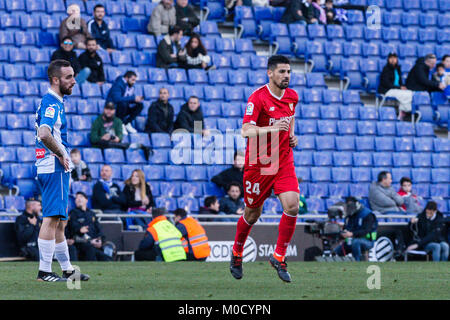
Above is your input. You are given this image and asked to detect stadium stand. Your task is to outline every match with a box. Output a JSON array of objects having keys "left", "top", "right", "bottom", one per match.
[{"left": 0, "top": 0, "right": 446, "bottom": 225}]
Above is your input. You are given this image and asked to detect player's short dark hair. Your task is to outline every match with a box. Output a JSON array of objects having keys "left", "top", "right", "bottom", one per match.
[
  {"left": 47, "top": 59, "right": 72, "bottom": 83},
  {"left": 124, "top": 70, "right": 137, "bottom": 78},
  {"left": 169, "top": 25, "right": 182, "bottom": 36},
  {"left": 204, "top": 196, "right": 217, "bottom": 208},
  {"left": 377, "top": 171, "right": 391, "bottom": 182},
  {"left": 152, "top": 207, "right": 167, "bottom": 218},
  {"left": 85, "top": 37, "right": 96, "bottom": 45},
  {"left": 267, "top": 55, "right": 290, "bottom": 71},
  {"left": 61, "top": 36, "right": 73, "bottom": 43},
  {"left": 70, "top": 148, "right": 80, "bottom": 155},
  {"left": 174, "top": 208, "right": 188, "bottom": 218},
  {"left": 425, "top": 201, "right": 437, "bottom": 211},
  {"left": 76, "top": 191, "right": 88, "bottom": 200},
  {"left": 400, "top": 177, "right": 412, "bottom": 185},
  {"left": 436, "top": 63, "right": 445, "bottom": 70},
  {"left": 188, "top": 95, "right": 199, "bottom": 102},
  {"left": 227, "top": 181, "right": 241, "bottom": 192},
  {"left": 443, "top": 55, "right": 450, "bottom": 61},
  {"left": 94, "top": 4, "right": 105, "bottom": 11}
]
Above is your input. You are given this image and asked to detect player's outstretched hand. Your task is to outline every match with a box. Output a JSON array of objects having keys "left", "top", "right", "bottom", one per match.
[
  {"left": 274, "top": 118, "right": 290, "bottom": 132},
  {"left": 289, "top": 135, "right": 298, "bottom": 148},
  {"left": 58, "top": 155, "right": 70, "bottom": 172}
]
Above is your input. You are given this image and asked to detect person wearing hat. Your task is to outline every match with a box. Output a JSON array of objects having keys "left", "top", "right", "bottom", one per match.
[
  {"left": 406, "top": 53, "right": 446, "bottom": 93},
  {"left": 378, "top": 52, "right": 414, "bottom": 120},
  {"left": 90, "top": 102, "right": 130, "bottom": 150},
  {"left": 68, "top": 192, "right": 112, "bottom": 262}
]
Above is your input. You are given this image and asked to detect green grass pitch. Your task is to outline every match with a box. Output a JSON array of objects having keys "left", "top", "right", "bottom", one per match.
[{"left": 0, "top": 262, "right": 448, "bottom": 300}]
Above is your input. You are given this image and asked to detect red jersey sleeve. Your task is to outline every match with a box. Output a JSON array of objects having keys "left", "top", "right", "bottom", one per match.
[{"left": 242, "top": 90, "right": 263, "bottom": 125}]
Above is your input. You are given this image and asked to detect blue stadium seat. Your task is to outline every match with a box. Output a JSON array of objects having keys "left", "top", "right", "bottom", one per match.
[
  {"left": 415, "top": 122, "right": 435, "bottom": 137},
  {"left": 247, "top": 70, "right": 268, "bottom": 86},
  {"left": 155, "top": 197, "right": 177, "bottom": 212},
  {"left": 412, "top": 153, "right": 432, "bottom": 167},
  {"left": 4, "top": 196, "right": 26, "bottom": 211},
  {"left": 308, "top": 183, "right": 328, "bottom": 197},
  {"left": 411, "top": 168, "right": 431, "bottom": 183},
  {"left": 396, "top": 122, "right": 416, "bottom": 136},
  {"left": 125, "top": 149, "right": 147, "bottom": 164},
  {"left": 351, "top": 167, "right": 372, "bottom": 183},
  {"left": 250, "top": 55, "right": 267, "bottom": 70},
  {"left": 312, "top": 151, "right": 332, "bottom": 167},
  {"left": 431, "top": 153, "right": 449, "bottom": 168},
  {"left": 185, "top": 165, "right": 207, "bottom": 181},
  {"left": 391, "top": 168, "right": 411, "bottom": 182},
  {"left": 0, "top": 147, "right": 16, "bottom": 162},
  {"left": 429, "top": 184, "right": 449, "bottom": 198},
  {"left": 104, "top": 149, "right": 125, "bottom": 164},
  {"left": 337, "top": 120, "right": 357, "bottom": 135},
  {"left": 353, "top": 152, "right": 373, "bottom": 167},
  {"left": 379, "top": 107, "right": 397, "bottom": 121},
  {"left": 342, "top": 90, "right": 362, "bottom": 106},
  {"left": 305, "top": 197, "right": 326, "bottom": 213},
  {"left": 143, "top": 165, "right": 164, "bottom": 181},
  {"left": 376, "top": 121, "right": 396, "bottom": 136},
  {"left": 200, "top": 21, "right": 220, "bottom": 37},
  {"left": 228, "top": 70, "right": 248, "bottom": 86},
  {"left": 167, "top": 68, "right": 188, "bottom": 84},
  {"left": 328, "top": 183, "right": 349, "bottom": 198},
  {"left": 111, "top": 50, "right": 132, "bottom": 66},
  {"left": 326, "top": 24, "right": 344, "bottom": 40},
  {"left": 204, "top": 85, "right": 224, "bottom": 101},
  {"left": 21, "top": 131, "right": 34, "bottom": 147},
  {"left": 358, "top": 121, "right": 377, "bottom": 135},
  {"left": 298, "top": 135, "right": 315, "bottom": 150},
  {"left": 150, "top": 133, "right": 171, "bottom": 148},
  {"left": 8, "top": 47, "right": 28, "bottom": 63},
  {"left": 181, "top": 182, "right": 203, "bottom": 198},
  {"left": 208, "top": 69, "right": 228, "bottom": 85},
  {"left": 231, "top": 54, "right": 251, "bottom": 70},
  {"left": 400, "top": 27, "right": 418, "bottom": 43},
  {"left": 301, "top": 105, "right": 320, "bottom": 119},
  {"left": 393, "top": 152, "right": 412, "bottom": 167},
  {"left": 335, "top": 136, "right": 355, "bottom": 151},
  {"left": 432, "top": 168, "right": 450, "bottom": 183},
  {"left": 224, "top": 86, "right": 243, "bottom": 102},
  {"left": 305, "top": 73, "right": 326, "bottom": 88},
  {"left": 414, "top": 137, "right": 434, "bottom": 152},
  {"left": 307, "top": 24, "right": 326, "bottom": 40},
  {"left": 317, "top": 120, "right": 337, "bottom": 135},
  {"left": 11, "top": 163, "right": 34, "bottom": 180},
  {"left": 294, "top": 151, "right": 313, "bottom": 166},
  {"left": 221, "top": 103, "right": 241, "bottom": 117},
  {"left": 344, "top": 25, "right": 364, "bottom": 41},
  {"left": 355, "top": 136, "right": 375, "bottom": 151},
  {"left": 339, "top": 106, "right": 359, "bottom": 120},
  {"left": 395, "top": 137, "right": 414, "bottom": 152},
  {"left": 331, "top": 167, "right": 351, "bottom": 183},
  {"left": 164, "top": 165, "right": 185, "bottom": 181},
  {"left": 418, "top": 28, "right": 436, "bottom": 43},
  {"left": 311, "top": 167, "right": 331, "bottom": 182},
  {"left": 187, "top": 69, "right": 208, "bottom": 85},
  {"left": 82, "top": 148, "right": 104, "bottom": 163},
  {"left": 148, "top": 149, "right": 170, "bottom": 164}
]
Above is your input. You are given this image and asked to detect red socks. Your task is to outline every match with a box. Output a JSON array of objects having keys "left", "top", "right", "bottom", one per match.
[
  {"left": 232, "top": 216, "right": 253, "bottom": 255},
  {"left": 274, "top": 212, "right": 297, "bottom": 260}
]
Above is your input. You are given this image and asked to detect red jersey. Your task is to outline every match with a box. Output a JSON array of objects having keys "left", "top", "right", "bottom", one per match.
[{"left": 242, "top": 84, "right": 299, "bottom": 173}]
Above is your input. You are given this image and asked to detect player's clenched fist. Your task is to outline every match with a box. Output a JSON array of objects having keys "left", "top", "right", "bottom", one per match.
[
  {"left": 273, "top": 118, "right": 290, "bottom": 131},
  {"left": 289, "top": 135, "right": 298, "bottom": 148}
]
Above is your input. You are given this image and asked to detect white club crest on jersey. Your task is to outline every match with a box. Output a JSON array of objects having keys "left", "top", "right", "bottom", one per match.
[{"left": 248, "top": 198, "right": 253, "bottom": 204}]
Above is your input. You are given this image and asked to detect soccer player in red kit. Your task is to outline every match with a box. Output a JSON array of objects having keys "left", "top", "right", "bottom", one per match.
[{"left": 230, "top": 55, "right": 300, "bottom": 283}]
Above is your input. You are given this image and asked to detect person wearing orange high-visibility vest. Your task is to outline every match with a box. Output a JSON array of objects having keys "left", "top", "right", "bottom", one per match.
[{"left": 173, "top": 209, "right": 211, "bottom": 261}]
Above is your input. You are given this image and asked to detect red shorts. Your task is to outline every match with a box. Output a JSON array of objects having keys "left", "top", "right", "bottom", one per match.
[{"left": 243, "top": 164, "right": 299, "bottom": 208}]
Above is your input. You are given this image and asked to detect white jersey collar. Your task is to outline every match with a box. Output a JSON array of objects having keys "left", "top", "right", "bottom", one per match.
[
  {"left": 47, "top": 88, "right": 64, "bottom": 104},
  {"left": 266, "top": 84, "right": 285, "bottom": 100}
]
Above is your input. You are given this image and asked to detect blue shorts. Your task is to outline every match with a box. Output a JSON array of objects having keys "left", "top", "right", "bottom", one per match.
[{"left": 37, "top": 171, "right": 70, "bottom": 221}]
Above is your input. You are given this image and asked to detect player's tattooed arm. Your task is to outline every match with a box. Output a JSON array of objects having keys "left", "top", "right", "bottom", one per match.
[
  {"left": 38, "top": 126, "right": 70, "bottom": 171},
  {"left": 241, "top": 119, "right": 290, "bottom": 138}
]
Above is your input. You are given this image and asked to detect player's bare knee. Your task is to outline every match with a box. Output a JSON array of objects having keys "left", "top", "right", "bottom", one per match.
[{"left": 284, "top": 202, "right": 299, "bottom": 216}]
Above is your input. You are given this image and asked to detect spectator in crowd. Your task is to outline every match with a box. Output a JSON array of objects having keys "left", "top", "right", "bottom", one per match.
[
  {"left": 147, "top": 0, "right": 176, "bottom": 37},
  {"left": 65, "top": 216, "right": 78, "bottom": 262},
  {"left": 92, "top": 165, "right": 126, "bottom": 212},
  {"left": 333, "top": 197, "right": 378, "bottom": 261},
  {"left": 134, "top": 208, "right": 187, "bottom": 262},
  {"left": 211, "top": 150, "right": 245, "bottom": 194},
  {"left": 90, "top": 102, "right": 129, "bottom": 150},
  {"left": 175, "top": 0, "right": 200, "bottom": 36},
  {"left": 369, "top": 171, "right": 405, "bottom": 214},
  {"left": 219, "top": 182, "right": 245, "bottom": 217},
  {"left": 78, "top": 38, "right": 105, "bottom": 86},
  {"left": 441, "top": 55, "right": 450, "bottom": 76},
  {"left": 173, "top": 208, "right": 211, "bottom": 261},
  {"left": 106, "top": 71, "right": 144, "bottom": 134},
  {"left": 14, "top": 199, "right": 42, "bottom": 261},
  {"left": 156, "top": 25, "right": 187, "bottom": 69},
  {"left": 397, "top": 177, "right": 422, "bottom": 214},
  {"left": 225, "top": 0, "right": 253, "bottom": 21},
  {"left": 407, "top": 201, "right": 449, "bottom": 262},
  {"left": 68, "top": 192, "right": 113, "bottom": 261},
  {"left": 198, "top": 196, "right": 226, "bottom": 222},
  {"left": 59, "top": 4, "right": 92, "bottom": 49},
  {"left": 145, "top": 87, "right": 175, "bottom": 134},
  {"left": 406, "top": 54, "right": 446, "bottom": 93},
  {"left": 70, "top": 149, "right": 92, "bottom": 182},
  {"left": 184, "top": 34, "right": 213, "bottom": 70},
  {"left": 269, "top": 0, "right": 289, "bottom": 6},
  {"left": 378, "top": 52, "right": 414, "bottom": 121},
  {"left": 280, "top": 0, "right": 307, "bottom": 25},
  {"left": 432, "top": 63, "right": 450, "bottom": 91},
  {"left": 122, "top": 169, "right": 155, "bottom": 230},
  {"left": 51, "top": 36, "right": 90, "bottom": 84},
  {"left": 302, "top": 0, "right": 319, "bottom": 24},
  {"left": 325, "top": 0, "right": 341, "bottom": 25},
  {"left": 311, "top": 0, "right": 327, "bottom": 24},
  {"left": 87, "top": 4, "right": 115, "bottom": 53},
  {"left": 174, "top": 96, "right": 208, "bottom": 135}
]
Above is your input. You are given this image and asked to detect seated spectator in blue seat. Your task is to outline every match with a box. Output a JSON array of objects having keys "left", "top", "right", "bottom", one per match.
[
  {"left": 378, "top": 52, "right": 413, "bottom": 121},
  {"left": 280, "top": 0, "right": 307, "bottom": 25},
  {"left": 87, "top": 4, "right": 115, "bottom": 53},
  {"left": 122, "top": 169, "right": 155, "bottom": 230},
  {"left": 211, "top": 150, "right": 245, "bottom": 194},
  {"left": 432, "top": 63, "right": 450, "bottom": 98},
  {"left": 325, "top": 0, "right": 341, "bottom": 25},
  {"left": 333, "top": 197, "right": 378, "bottom": 261},
  {"left": 198, "top": 196, "right": 227, "bottom": 222},
  {"left": 406, "top": 201, "right": 449, "bottom": 262},
  {"left": 106, "top": 71, "right": 144, "bottom": 134},
  {"left": 174, "top": 96, "right": 208, "bottom": 135},
  {"left": 369, "top": 171, "right": 405, "bottom": 214},
  {"left": 134, "top": 208, "right": 187, "bottom": 261},
  {"left": 311, "top": 0, "right": 327, "bottom": 24},
  {"left": 90, "top": 102, "right": 130, "bottom": 150},
  {"left": 68, "top": 192, "right": 113, "bottom": 261},
  {"left": 70, "top": 149, "right": 92, "bottom": 182},
  {"left": 175, "top": 0, "right": 200, "bottom": 37},
  {"left": 184, "top": 34, "right": 214, "bottom": 71},
  {"left": 148, "top": 0, "right": 177, "bottom": 37},
  {"left": 51, "top": 36, "right": 90, "bottom": 85},
  {"left": 397, "top": 177, "right": 422, "bottom": 215},
  {"left": 59, "top": 4, "right": 92, "bottom": 50},
  {"left": 92, "top": 165, "right": 127, "bottom": 212},
  {"left": 14, "top": 199, "right": 42, "bottom": 261},
  {"left": 156, "top": 25, "right": 187, "bottom": 69},
  {"left": 406, "top": 54, "right": 446, "bottom": 93},
  {"left": 173, "top": 208, "right": 211, "bottom": 261},
  {"left": 145, "top": 87, "right": 175, "bottom": 134},
  {"left": 226, "top": 0, "right": 253, "bottom": 21},
  {"left": 219, "top": 182, "right": 245, "bottom": 221},
  {"left": 78, "top": 38, "right": 105, "bottom": 86}
]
